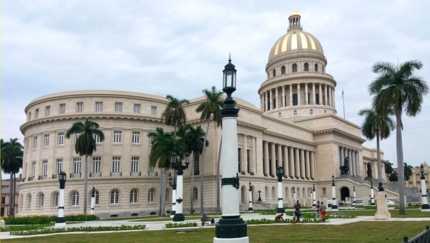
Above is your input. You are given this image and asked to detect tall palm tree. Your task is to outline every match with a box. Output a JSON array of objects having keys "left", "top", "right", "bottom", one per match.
[
  {"left": 161, "top": 95, "right": 190, "bottom": 136},
  {"left": 369, "top": 60, "right": 429, "bottom": 214},
  {"left": 358, "top": 108, "right": 394, "bottom": 184},
  {"left": 65, "top": 119, "right": 105, "bottom": 214},
  {"left": 147, "top": 127, "right": 178, "bottom": 216},
  {"left": 404, "top": 162, "right": 413, "bottom": 182},
  {"left": 195, "top": 86, "right": 223, "bottom": 214},
  {"left": 1, "top": 138, "right": 23, "bottom": 217}
]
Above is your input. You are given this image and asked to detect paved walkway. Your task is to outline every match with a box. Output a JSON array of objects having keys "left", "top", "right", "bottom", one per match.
[{"left": 2, "top": 213, "right": 430, "bottom": 240}]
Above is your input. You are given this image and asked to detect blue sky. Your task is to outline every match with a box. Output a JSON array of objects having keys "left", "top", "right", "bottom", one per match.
[{"left": 2, "top": 0, "right": 430, "bottom": 178}]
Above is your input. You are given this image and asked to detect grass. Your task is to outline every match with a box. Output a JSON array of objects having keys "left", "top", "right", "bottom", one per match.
[
  {"left": 2, "top": 221, "right": 427, "bottom": 243},
  {"left": 131, "top": 215, "right": 220, "bottom": 222},
  {"left": 330, "top": 208, "right": 430, "bottom": 218}
]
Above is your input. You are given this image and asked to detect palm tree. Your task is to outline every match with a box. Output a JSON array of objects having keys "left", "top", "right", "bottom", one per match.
[
  {"left": 195, "top": 86, "right": 224, "bottom": 214},
  {"left": 369, "top": 60, "right": 429, "bottom": 214},
  {"left": 161, "top": 95, "right": 190, "bottom": 136},
  {"left": 147, "top": 127, "right": 178, "bottom": 216},
  {"left": 1, "top": 138, "right": 23, "bottom": 217},
  {"left": 65, "top": 119, "right": 105, "bottom": 214},
  {"left": 358, "top": 108, "right": 394, "bottom": 184},
  {"left": 404, "top": 162, "right": 413, "bottom": 182}
]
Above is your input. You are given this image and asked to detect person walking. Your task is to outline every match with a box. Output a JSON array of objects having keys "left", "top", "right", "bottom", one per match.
[
  {"left": 316, "top": 200, "right": 321, "bottom": 219},
  {"left": 294, "top": 200, "right": 302, "bottom": 223},
  {"left": 320, "top": 202, "right": 327, "bottom": 222}
]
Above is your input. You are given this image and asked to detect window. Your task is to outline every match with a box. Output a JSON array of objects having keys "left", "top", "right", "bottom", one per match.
[
  {"left": 292, "top": 94, "right": 298, "bottom": 106},
  {"left": 33, "top": 137, "right": 38, "bottom": 149},
  {"left": 44, "top": 135, "right": 49, "bottom": 147},
  {"left": 76, "top": 102, "right": 84, "bottom": 112},
  {"left": 148, "top": 166, "right": 155, "bottom": 174},
  {"left": 94, "top": 191, "right": 100, "bottom": 204},
  {"left": 93, "top": 157, "right": 101, "bottom": 173},
  {"left": 151, "top": 106, "right": 157, "bottom": 115},
  {"left": 133, "top": 104, "right": 141, "bottom": 113},
  {"left": 32, "top": 162, "right": 36, "bottom": 177},
  {"left": 56, "top": 159, "right": 63, "bottom": 174},
  {"left": 281, "top": 66, "right": 286, "bottom": 74},
  {"left": 314, "top": 64, "right": 318, "bottom": 72},
  {"left": 292, "top": 63, "right": 297, "bottom": 72},
  {"left": 115, "top": 102, "right": 122, "bottom": 112},
  {"left": 95, "top": 102, "right": 103, "bottom": 111},
  {"left": 45, "top": 106, "right": 51, "bottom": 116},
  {"left": 148, "top": 189, "right": 155, "bottom": 202},
  {"left": 131, "top": 157, "right": 139, "bottom": 173},
  {"left": 111, "top": 190, "right": 119, "bottom": 204},
  {"left": 35, "top": 109, "right": 39, "bottom": 118},
  {"left": 42, "top": 161, "right": 48, "bottom": 176},
  {"left": 193, "top": 187, "right": 198, "bottom": 201},
  {"left": 132, "top": 132, "right": 140, "bottom": 144},
  {"left": 39, "top": 193, "right": 44, "bottom": 207},
  {"left": 75, "top": 132, "right": 81, "bottom": 142},
  {"left": 73, "top": 158, "right": 81, "bottom": 174},
  {"left": 53, "top": 192, "right": 59, "bottom": 206},
  {"left": 93, "top": 134, "right": 101, "bottom": 143},
  {"left": 272, "top": 69, "right": 276, "bottom": 77},
  {"left": 112, "top": 157, "right": 120, "bottom": 173},
  {"left": 58, "top": 133, "right": 65, "bottom": 145},
  {"left": 71, "top": 191, "right": 79, "bottom": 206},
  {"left": 315, "top": 94, "right": 320, "bottom": 105},
  {"left": 113, "top": 131, "right": 122, "bottom": 143},
  {"left": 149, "top": 135, "right": 155, "bottom": 145},
  {"left": 304, "top": 63, "right": 309, "bottom": 71},
  {"left": 59, "top": 104, "right": 66, "bottom": 113},
  {"left": 2, "top": 197, "right": 5, "bottom": 204},
  {"left": 130, "top": 189, "right": 138, "bottom": 203}
]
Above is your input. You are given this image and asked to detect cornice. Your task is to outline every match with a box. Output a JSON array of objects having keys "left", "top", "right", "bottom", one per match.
[
  {"left": 263, "top": 130, "right": 315, "bottom": 147},
  {"left": 313, "top": 128, "right": 366, "bottom": 144}
]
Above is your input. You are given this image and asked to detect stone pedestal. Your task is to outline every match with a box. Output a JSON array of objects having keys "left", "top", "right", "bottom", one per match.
[
  {"left": 1, "top": 218, "right": 5, "bottom": 228},
  {"left": 375, "top": 192, "right": 391, "bottom": 220}
]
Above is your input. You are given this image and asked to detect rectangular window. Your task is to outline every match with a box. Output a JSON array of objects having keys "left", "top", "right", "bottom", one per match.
[
  {"left": 151, "top": 106, "right": 157, "bottom": 115},
  {"left": 1, "top": 197, "right": 5, "bottom": 204},
  {"left": 59, "top": 104, "right": 66, "bottom": 113},
  {"left": 113, "top": 131, "right": 122, "bottom": 143},
  {"left": 45, "top": 106, "right": 51, "bottom": 116},
  {"left": 131, "top": 157, "right": 139, "bottom": 173},
  {"left": 132, "top": 132, "right": 140, "bottom": 144},
  {"left": 149, "top": 135, "right": 154, "bottom": 145},
  {"left": 76, "top": 102, "right": 84, "bottom": 112},
  {"left": 93, "top": 134, "right": 101, "bottom": 144},
  {"left": 58, "top": 133, "right": 65, "bottom": 145},
  {"left": 95, "top": 191, "right": 99, "bottom": 204},
  {"left": 42, "top": 161, "right": 48, "bottom": 176},
  {"left": 73, "top": 158, "right": 81, "bottom": 174},
  {"left": 93, "top": 157, "right": 101, "bottom": 173},
  {"left": 115, "top": 102, "right": 122, "bottom": 112},
  {"left": 35, "top": 109, "right": 39, "bottom": 118},
  {"left": 148, "top": 166, "right": 155, "bottom": 173},
  {"left": 112, "top": 157, "right": 120, "bottom": 173},
  {"left": 44, "top": 135, "right": 49, "bottom": 147},
  {"left": 133, "top": 104, "right": 141, "bottom": 113},
  {"left": 95, "top": 102, "right": 103, "bottom": 112},
  {"left": 56, "top": 159, "right": 63, "bottom": 174},
  {"left": 33, "top": 137, "right": 38, "bottom": 149},
  {"left": 32, "top": 162, "right": 36, "bottom": 177},
  {"left": 293, "top": 94, "right": 298, "bottom": 106}
]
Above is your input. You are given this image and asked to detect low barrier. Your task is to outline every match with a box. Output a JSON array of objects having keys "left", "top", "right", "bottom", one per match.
[{"left": 403, "top": 226, "right": 430, "bottom": 243}]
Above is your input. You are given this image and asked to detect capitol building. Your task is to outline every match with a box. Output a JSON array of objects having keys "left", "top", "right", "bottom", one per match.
[{"left": 18, "top": 10, "right": 399, "bottom": 217}]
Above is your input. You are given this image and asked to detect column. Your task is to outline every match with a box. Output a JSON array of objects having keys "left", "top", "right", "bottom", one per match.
[
  {"left": 263, "top": 92, "right": 267, "bottom": 112},
  {"left": 277, "top": 144, "right": 282, "bottom": 168},
  {"left": 318, "top": 84, "right": 322, "bottom": 105},
  {"left": 332, "top": 87, "right": 336, "bottom": 108},
  {"left": 282, "top": 85, "right": 285, "bottom": 107},
  {"left": 290, "top": 147, "right": 295, "bottom": 178},
  {"left": 339, "top": 146, "right": 343, "bottom": 169},
  {"left": 311, "top": 152, "right": 316, "bottom": 179},
  {"left": 312, "top": 83, "right": 316, "bottom": 105},
  {"left": 300, "top": 149, "right": 305, "bottom": 179},
  {"left": 269, "top": 90, "right": 272, "bottom": 110},
  {"left": 295, "top": 148, "right": 300, "bottom": 179},
  {"left": 242, "top": 135, "right": 247, "bottom": 173},
  {"left": 324, "top": 85, "right": 328, "bottom": 106},
  {"left": 289, "top": 85, "right": 293, "bottom": 107},
  {"left": 260, "top": 95, "right": 263, "bottom": 112},
  {"left": 348, "top": 149, "right": 353, "bottom": 176},
  {"left": 355, "top": 151, "right": 359, "bottom": 177},
  {"left": 271, "top": 143, "right": 276, "bottom": 177},
  {"left": 297, "top": 84, "right": 301, "bottom": 105},
  {"left": 305, "top": 83, "right": 308, "bottom": 105},
  {"left": 306, "top": 151, "right": 310, "bottom": 180},
  {"left": 264, "top": 141, "right": 269, "bottom": 176},
  {"left": 251, "top": 137, "right": 256, "bottom": 175},
  {"left": 275, "top": 87, "right": 278, "bottom": 109},
  {"left": 327, "top": 85, "right": 330, "bottom": 106},
  {"left": 283, "top": 146, "right": 289, "bottom": 178}
]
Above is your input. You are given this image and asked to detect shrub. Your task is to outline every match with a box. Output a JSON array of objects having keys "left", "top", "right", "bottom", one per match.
[
  {"left": 10, "top": 224, "right": 146, "bottom": 235},
  {"left": 4, "top": 214, "right": 99, "bottom": 225},
  {"left": 165, "top": 222, "right": 197, "bottom": 228}
]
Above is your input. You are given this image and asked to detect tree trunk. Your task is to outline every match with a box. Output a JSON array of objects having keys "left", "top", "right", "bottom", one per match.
[
  {"left": 8, "top": 173, "right": 13, "bottom": 216},
  {"left": 83, "top": 155, "right": 88, "bottom": 214},
  {"left": 376, "top": 129, "right": 382, "bottom": 184},
  {"left": 161, "top": 168, "right": 167, "bottom": 217},
  {"left": 396, "top": 111, "right": 406, "bottom": 214},
  {"left": 190, "top": 153, "right": 195, "bottom": 214},
  {"left": 216, "top": 137, "right": 222, "bottom": 213},
  {"left": 159, "top": 170, "right": 163, "bottom": 216},
  {"left": 200, "top": 119, "right": 211, "bottom": 214}
]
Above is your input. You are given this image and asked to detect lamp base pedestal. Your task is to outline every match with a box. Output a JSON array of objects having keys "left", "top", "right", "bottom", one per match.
[
  {"left": 214, "top": 237, "right": 249, "bottom": 243},
  {"left": 170, "top": 210, "right": 176, "bottom": 218},
  {"left": 55, "top": 217, "right": 66, "bottom": 228},
  {"left": 173, "top": 213, "right": 184, "bottom": 222},
  {"left": 421, "top": 204, "right": 430, "bottom": 212}
]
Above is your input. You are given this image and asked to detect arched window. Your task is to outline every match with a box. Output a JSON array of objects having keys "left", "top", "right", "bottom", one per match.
[
  {"left": 53, "top": 192, "right": 59, "bottom": 207},
  {"left": 193, "top": 187, "right": 198, "bottom": 201},
  {"left": 272, "top": 187, "right": 276, "bottom": 199},
  {"left": 95, "top": 191, "right": 100, "bottom": 204},
  {"left": 281, "top": 66, "right": 286, "bottom": 74},
  {"left": 71, "top": 191, "right": 79, "bottom": 206},
  {"left": 111, "top": 190, "right": 119, "bottom": 204},
  {"left": 302, "top": 188, "right": 305, "bottom": 198},
  {"left": 148, "top": 189, "right": 155, "bottom": 202},
  {"left": 304, "top": 63, "right": 309, "bottom": 71},
  {"left": 265, "top": 186, "right": 269, "bottom": 199},
  {"left": 285, "top": 187, "right": 289, "bottom": 198},
  {"left": 27, "top": 193, "right": 32, "bottom": 209},
  {"left": 296, "top": 187, "right": 300, "bottom": 198},
  {"left": 38, "top": 193, "right": 44, "bottom": 207},
  {"left": 272, "top": 69, "right": 276, "bottom": 77},
  {"left": 310, "top": 109, "right": 313, "bottom": 115},
  {"left": 130, "top": 189, "right": 138, "bottom": 203},
  {"left": 314, "top": 64, "right": 318, "bottom": 72},
  {"left": 292, "top": 63, "right": 297, "bottom": 72}
]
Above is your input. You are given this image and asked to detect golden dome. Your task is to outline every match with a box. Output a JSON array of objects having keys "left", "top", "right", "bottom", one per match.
[{"left": 289, "top": 10, "right": 300, "bottom": 17}]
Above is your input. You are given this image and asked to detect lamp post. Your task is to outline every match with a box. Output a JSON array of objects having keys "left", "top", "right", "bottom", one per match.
[
  {"left": 248, "top": 182, "right": 253, "bottom": 212},
  {"left": 276, "top": 166, "right": 285, "bottom": 216},
  {"left": 55, "top": 171, "right": 67, "bottom": 227},
  {"left": 420, "top": 164, "right": 430, "bottom": 211},
  {"left": 90, "top": 187, "right": 95, "bottom": 215},
  {"left": 171, "top": 151, "right": 190, "bottom": 222},
  {"left": 352, "top": 186, "right": 357, "bottom": 207},
  {"left": 293, "top": 188, "right": 296, "bottom": 200},
  {"left": 169, "top": 175, "right": 177, "bottom": 218},
  {"left": 370, "top": 180, "right": 375, "bottom": 206},
  {"left": 312, "top": 184, "right": 316, "bottom": 207},
  {"left": 331, "top": 175, "right": 338, "bottom": 210},
  {"left": 257, "top": 190, "right": 262, "bottom": 201},
  {"left": 214, "top": 57, "right": 248, "bottom": 243}
]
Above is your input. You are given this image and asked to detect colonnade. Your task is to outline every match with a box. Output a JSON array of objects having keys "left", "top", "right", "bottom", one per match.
[
  {"left": 338, "top": 146, "right": 359, "bottom": 176},
  {"left": 262, "top": 141, "right": 315, "bottom": 180},
  {"left": 238, "top": 134, "right": 258, "bottom": 175},
  {"left": 260, "top": 82, "right": 335, "bottom": 112}
]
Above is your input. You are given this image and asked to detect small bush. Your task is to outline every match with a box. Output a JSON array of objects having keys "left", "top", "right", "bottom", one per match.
[
  {"left": 10, "top": 224, "right": 146, "bottom": 235},
  {"left": 4, "top": 214, "right": 99, "bottom": 225},
  {"left": 165, "top": 222, "right": 197, "bottom": 228}
]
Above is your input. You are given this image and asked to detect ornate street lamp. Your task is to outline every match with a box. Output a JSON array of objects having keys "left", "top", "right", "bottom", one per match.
[
  {"left": 312, "top": 184, "right": 316, "bottom": 207},
  {"left": 248, "top": 182, "right": 253, "bottom": 212},
  {"left": 352, "top": 186, "right": 357, "bottom": 207},
  {"left": 257, "top": 190, "right": 262, "bottom": 202},
  {"left": 55, "top": 171, "right": 67, "bottom": 227},
  {"left": 276, "top": 166, "right": 285, "bottom": 216},
  {"left": 420, "top": 164, "right": 430, "bottom": 211},
  {"left": 169, "top": 175, "right": 177, "bottom": 218},
  {"left": 215, "top": 57, "right": 248, "bottom": 243},
  {"left": 331, "top": 175, "right": 338, "bottom": 210},
  {"left": 90, "top": 187, "right": 96, "bottom": 215},
  {"left": 171, "top": 152, "right": 190, "bottom": 222},
  {"left": 370, "top": 179, "right": 375, "bottom": 206}
]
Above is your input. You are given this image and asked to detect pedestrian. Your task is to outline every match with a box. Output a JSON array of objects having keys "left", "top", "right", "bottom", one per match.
[
  {"left": 320, "top": 201, "right": 327, "bottom": 222},
  {"left": 316, "top": 200, "right": 321, "bottom": 218},
  {"left": 294, "top": 200, "right": 302, "bottom": 223}
]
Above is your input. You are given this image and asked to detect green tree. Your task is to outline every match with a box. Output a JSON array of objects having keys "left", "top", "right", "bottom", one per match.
[
  {"left": 369, "top": 60, "right": 429, "bottom": 214},
  {"left": 384, "top": 160, "right": 394, "bottom": 175},
  {"left": 161, "top": 95, "right": 190, "bottom": 136},
  {"left": 389, "top": 171, "right": 398, "bottom": 183},
  {"left": 1, "top": 138, "right": 23, "bottom": 217},
  {"left": 195, "top": 86, "right": 224, "bottom": 214},
  {"left": 404, "top": 162, "right": 413, "bottom": 181},
  {"left": 65, "top": 119, "right": 105, "bottom": 214},
  {"left": 358, "top": 108, "right": 394, "bottom": 184},
  {"left": 147, "top": 127, "right": 178, "bottom": 216}
]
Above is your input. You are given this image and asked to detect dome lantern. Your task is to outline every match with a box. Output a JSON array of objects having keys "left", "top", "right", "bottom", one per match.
[{"left": 288, "top": 10, "right": 302, "bottom": 31}]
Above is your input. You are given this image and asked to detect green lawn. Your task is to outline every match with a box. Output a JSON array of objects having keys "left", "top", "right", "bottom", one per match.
[
  {"left": 332, "top": 208, "right": 430, "bottom": 218},
  {"left": 3, "top": 221, "right": 428, "bottom": 243}
]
